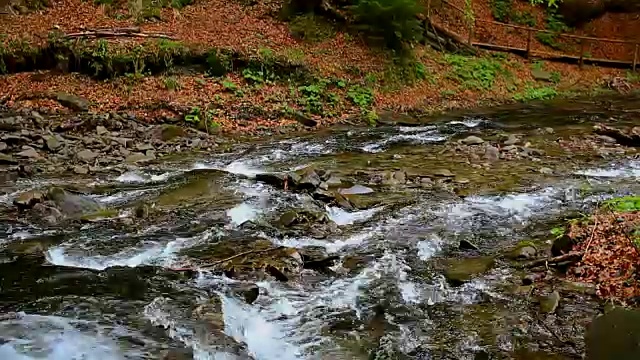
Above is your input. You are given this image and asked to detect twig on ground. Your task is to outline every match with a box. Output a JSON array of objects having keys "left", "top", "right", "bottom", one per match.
[
  {"left": 583, "top": 209, "right": 599, "bottom": 256},
  {"left": 523, "top": 252, "right": 583, "bottom": 269}
]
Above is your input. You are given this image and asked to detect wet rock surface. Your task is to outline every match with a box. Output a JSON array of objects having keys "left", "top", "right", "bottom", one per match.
[{"left": 1, "top": 99, "right": 640, "bottom": 359}]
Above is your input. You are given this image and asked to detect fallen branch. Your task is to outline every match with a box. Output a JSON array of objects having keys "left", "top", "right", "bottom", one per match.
[
  {"left": 523, "top": 252, "right": 583, "bottom": 269},
  {"left": 593, "top": 123, "right": 640, "bottom": 147},
  {"left": 583, "top": 209, "right": 599, "bottom": 256},
  {"left": 199, "top": 246, "right": 285, "bottom": 269},
  {"left": 65, "top": 30, "right": 175, "bottom": 40}
]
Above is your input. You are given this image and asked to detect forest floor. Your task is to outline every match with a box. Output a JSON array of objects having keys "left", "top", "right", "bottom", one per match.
[{"left": 0, "top": 0, "right": 639, "bottom": 134}]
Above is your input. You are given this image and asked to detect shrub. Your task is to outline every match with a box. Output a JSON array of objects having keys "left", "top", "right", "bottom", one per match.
[{"left": 349, "top": 0, "right": 424, "bottom": 49}]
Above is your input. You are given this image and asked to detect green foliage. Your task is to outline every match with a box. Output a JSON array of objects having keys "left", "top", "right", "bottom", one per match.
[
  {"left": 445, "top": 54, "right": 506, "bottom": 90},
  {"left": 288, "top": 14, "right": 336, "bottom": 43},
  {"left": 603, "top": 196, "right": 640, "bottom": 212},
  {"left": 512, "top": 11, "right": 536, "bottom": 26},
  {"left": 550, "top": 226, "right": 565, "bottom": 238},
  {"left": 536, "top": 12, "right": 570, "bottom": 50},
  {"left": 626, "top": 71, "right": 640, "bottom": 83},
  {"left": 347, "top": 85, "right": 374, "bottom": 108},
  {"left": 490, "top": 0, "right": 512, "bottom": 22},
  {"left": 530, "top": 0, "right": 560, "bottom": 8},
  {"left": 163, "top": 76, "right": 181, "bottom": 91},
  {"left": 298, "top": 83, "right": 325, "bottom": 115},
  {"left": 206, "top": 49, "right": 231, "bottom": 77},
  {"left": 362, "top": 109, "right": 378, "bottom": 126},
  {"left": 550, "top": 71, "right": 561, "bottom": 84},
  {"left": 383, "top": 56, "right": 431, "bottom": 87},
  {"left": 221, "top": 79, "right": 238, "bottom": 91},
  {"left": 242, "top": 67, "right": 275, "bottom": 84},
  {"left": 184, "top": 106, "right": 220, "bottom": 132},
  {"left": 349, "top": 0, "right": 424, "bottom": 49},
  {"left": 512, "top": 86, "right": 558, "bottom": 101}
]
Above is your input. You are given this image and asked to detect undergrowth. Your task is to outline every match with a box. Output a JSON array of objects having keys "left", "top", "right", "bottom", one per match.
[{"left": 444, "top": 54, "right": 507, "bottom": 90}]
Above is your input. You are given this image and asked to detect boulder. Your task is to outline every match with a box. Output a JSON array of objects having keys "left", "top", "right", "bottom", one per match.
[
  {"left": 44, "top": 135, "right": 62, "bottom": 151},
  {"left": 16, "top": 148, "right": 40, "bottom": 159},
  {"left": 507, "top": 241, "right": 537, "bottom": 260},
  {"left": 586, "top": 308, "right": 640, "bottom": 360},
  {"left": 56, "top": 92, "right": 89, "bottom": 111},
  {"left": 531, "top": 69, "right": 552, "bottom": 82},
  {"left": 76, "top": 149, "right": 98, "bottom": 163},
  {"left": 153, "top": 125, "right": 186, "bottom": 142},
  {"left": 444, "top": 256, "right": 495, "bottom": 286}
]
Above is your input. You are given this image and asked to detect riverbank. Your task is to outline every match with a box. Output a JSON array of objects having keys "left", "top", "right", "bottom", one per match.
[{"left": 2, "top": 0, "right": 639, "bottom": 134}]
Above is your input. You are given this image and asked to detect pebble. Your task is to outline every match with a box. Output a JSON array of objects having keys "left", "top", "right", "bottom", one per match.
[
  {"left": 0, "top": 142, "right": 7, "bottom": 152},
  {"left": 504, "top": 134, "right": 520, "bottom": 145}
]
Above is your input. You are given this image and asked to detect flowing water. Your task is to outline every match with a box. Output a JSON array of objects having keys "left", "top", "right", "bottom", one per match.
[{"left": 2, "top": 97, "right": 640, "bottom": 359}]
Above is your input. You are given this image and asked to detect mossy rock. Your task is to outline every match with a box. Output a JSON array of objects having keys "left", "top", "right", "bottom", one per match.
[
  {"left": 444, "top": 256, "right": 495, "bottom": 286},
  {"left": 506, "top": 241, "right": 538, "bottom": 260},
  {"left": 80, "top": 208, "right": 119, "bottom": 222}
]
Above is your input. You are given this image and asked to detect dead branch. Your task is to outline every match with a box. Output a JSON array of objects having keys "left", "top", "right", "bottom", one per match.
[
  {"left": 523, "top": 252, "right": 583, "bottom": 269},
  {"left": 593, "top": 123, "right": 640, "bottom": 147},
  {"left": 65, "top": 30, "right": 176, "bottom": 40},
  {"left": 199, "top": 246, "right": 285, "bottom": 269}
]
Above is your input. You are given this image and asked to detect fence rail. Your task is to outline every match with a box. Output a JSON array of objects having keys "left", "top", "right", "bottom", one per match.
[{"left": 428, "top": 0, "right": 640, "bottom": 70}]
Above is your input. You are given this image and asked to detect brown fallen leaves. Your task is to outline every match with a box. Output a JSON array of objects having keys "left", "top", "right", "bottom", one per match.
[{"left": 567, "top": 212, "right": 640, "bottom": 301}]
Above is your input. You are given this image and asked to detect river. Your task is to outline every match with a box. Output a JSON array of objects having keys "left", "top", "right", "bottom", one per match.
[{"left": 1, "top": 96, "right": 640, "bottom": 359}]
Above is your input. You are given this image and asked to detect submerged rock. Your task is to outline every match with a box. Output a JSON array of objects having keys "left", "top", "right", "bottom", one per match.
[
  {"left": 539, "top": 291, "right": 560, "bottom": 314},
  {"left": 227, "top": 282, "right": 260, "bottom": 304},
  {"left": 586, "top": 308, "right": 640, "bottom": 360},
  {"left": 444, "top": 256, "right": 495, "bottom": 286},
  {"left": 459, "top": 239, "right": 480, "bottom": 251},
  {"left": 13, "top": 190, "right": 45, "bottom": 209},
  {"left": 339, "top": 184, "right": 374, "bottom": 195},
  {"left": 461, "top": 135, "right": 484, "bottom": 145},
  {"left": 433, "top": 169, "right": 455, "bottom": 177},
  {"left": 46, "top": 187, "right": 103, "bottom": 218}
]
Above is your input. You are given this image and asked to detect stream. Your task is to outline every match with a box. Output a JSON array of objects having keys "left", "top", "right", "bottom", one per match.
[{"left": 1, "top": 97, "right": 640, "bottom": 359}]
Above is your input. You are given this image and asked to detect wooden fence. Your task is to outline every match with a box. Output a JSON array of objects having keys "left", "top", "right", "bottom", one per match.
[{"left": 428, "top": 0, "right": 640, "bottom": 70}]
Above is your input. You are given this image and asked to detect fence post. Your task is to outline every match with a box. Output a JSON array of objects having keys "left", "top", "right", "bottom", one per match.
[
  {"left": 526, "top": 29, "right": 532, "bottom": 59},
  {"left": 634, "top": 44, "right": 639, "bottom": 72},
  {"left": 579, "top": 39, "right": 585, "bottom": 69},
  {"left": 468, "top": 18, "right": 475, "bottom": 46},
  {"left": 427, "top": 0, "right": 431, "bottom": 18}
]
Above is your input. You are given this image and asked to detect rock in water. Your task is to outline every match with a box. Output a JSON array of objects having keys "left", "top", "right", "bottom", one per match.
[
  {"left": 56, "top": 92, "right": 89, "bottom": 111},
  {"left": 539, "top": 291, "right": 560, "bottom": 314},
  {"left": 227, "top": 282, "right": 260, "bottom": 304},
  {"left": 484, "top": 145, "right": 500, "bottom": 161},
  {"left": 459, "top": 239, "right": 479, "bottom": 251},
  {"left": 461, "top": 135, "right": 484, "bottom": 145},
  {"left": 46, "top": 187, "right": 104, "bottom": 218},
  {"left": 586, "top": 308, "right": 640, "bottom": 360},
  {"left": 339, "top": 184, "right": 374, "bottom": 195},
  {"left": 433, "top": 169, "right": 454, "bottom": 177},
  {"left": 503, "top": 134, "right": 520, "bottom": 145},
  {"left": 444, "top": 256, "right": 495, "bottom": 286},
  {"left": 14, "top": 190, "right": 45, "bottom": 209}
]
